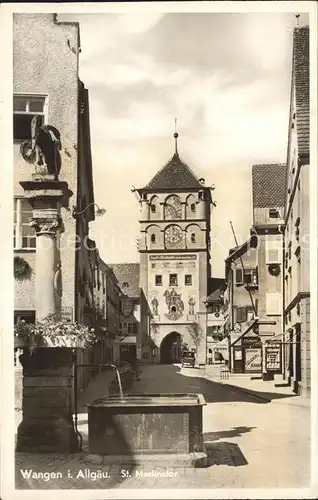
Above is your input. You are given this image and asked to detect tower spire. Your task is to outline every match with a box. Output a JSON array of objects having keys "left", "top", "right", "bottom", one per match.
[
  {"left": 295, "top": 13, "right": 300, "bottom": 28},
  {"left": 174, "top": 117, "right": 179, "bottom": 156}
]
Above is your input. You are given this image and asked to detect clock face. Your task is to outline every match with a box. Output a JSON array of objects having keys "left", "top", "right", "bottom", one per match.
[
  {"left": 165, "top": 225, "right": 183, "bottom": 248},
  {"left": 164, "top": 195, "right": 182, "bottom": 220}
]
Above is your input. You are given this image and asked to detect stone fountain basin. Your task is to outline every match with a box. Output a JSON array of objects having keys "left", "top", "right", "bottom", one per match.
[{"left": 87, "top": 393, "right": 206, "bottom": 456}]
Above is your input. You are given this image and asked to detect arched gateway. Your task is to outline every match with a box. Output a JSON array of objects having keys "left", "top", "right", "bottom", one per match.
[{"left": 160, "top": 332, "right": 181, "bottom": 364}]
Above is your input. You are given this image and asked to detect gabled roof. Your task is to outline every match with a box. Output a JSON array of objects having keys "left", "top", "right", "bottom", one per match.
[
  {"left": 109, "top": 263, "right": 140, "bottom": 298},
  {"left": 141, "top": 153, "right": 203, "bottom": 191},
  {"left": 252, "top": 164, "right": 286, "bottom": 208},
  {"left": 293, "top": 26, "right": 309, "bottom": 160}
]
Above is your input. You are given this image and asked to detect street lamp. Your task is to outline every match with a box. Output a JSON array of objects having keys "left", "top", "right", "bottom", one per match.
[{"left": 72, "top": 202, "right": 106, "bottom": 219}]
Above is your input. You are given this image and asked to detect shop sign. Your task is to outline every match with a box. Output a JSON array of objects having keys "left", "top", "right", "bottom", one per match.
[
  {"left": 244, "top": 348, "right": 262, "bottom": 372},
  {"left": 242, "top": 336, "right": 261, "bottom": 348},
  {"left": 150, "top": 255, "right": 196, "bottom": 261},
  {"left": 265, "top": 344, "right": 282, "bottom": 373}
]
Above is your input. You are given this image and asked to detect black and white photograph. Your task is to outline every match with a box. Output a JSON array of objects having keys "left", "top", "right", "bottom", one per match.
[{"left": 0, "top": 1, "right": 317, "bottom": 498}]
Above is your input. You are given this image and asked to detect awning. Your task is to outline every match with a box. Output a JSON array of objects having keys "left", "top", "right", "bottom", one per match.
[
  {"left": 119, "top": 336, "right": 136, "bottom": 345},
  {"left": 212, "top": 338, "right": 229, "bottom": 360}
]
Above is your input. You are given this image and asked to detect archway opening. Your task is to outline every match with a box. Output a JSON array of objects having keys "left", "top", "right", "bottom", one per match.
[{"left": 160, "top": 331, "right": 182, "bottom": 364}]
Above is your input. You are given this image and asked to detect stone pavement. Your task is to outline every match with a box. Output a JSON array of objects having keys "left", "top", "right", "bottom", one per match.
[
  {"left": 14, "top": 363, "right": 312, "bottom": 491},
  {"left": 204, "top": 364, "right": 311, "bottom": 407}
]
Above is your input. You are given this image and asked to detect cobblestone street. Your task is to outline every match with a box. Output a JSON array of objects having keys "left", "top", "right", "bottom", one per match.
[{"left": 15, "top": 364, "right": 311, "bottom": 491}]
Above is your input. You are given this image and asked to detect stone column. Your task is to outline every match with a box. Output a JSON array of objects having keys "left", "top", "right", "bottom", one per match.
[
  {"left": 16, "top": 176, "right": 79, "bottom": 452},
  {"left": 30, "top": 208, "right": 63, "bottom": 321}
]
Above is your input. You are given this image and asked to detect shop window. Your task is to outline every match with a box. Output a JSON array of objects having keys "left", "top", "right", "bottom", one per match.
[
  {"left": 155, "top": 275, "right": 162, "bottom": 286},
  {"left": 185, "top": 274, "right": 192, "bottom": 286},
  {"left": 169, "top": 274, "right": 178, "bottom": 286},
  {"left": 14, "top": 95, "right": 46, "bottom": 141},
  {"left": 13, "top": 198, "right": 36, "bottom": 250}
]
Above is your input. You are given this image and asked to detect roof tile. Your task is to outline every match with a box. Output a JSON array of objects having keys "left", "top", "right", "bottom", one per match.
[
  {"left": 252, "top": 163, "right": 287, "bottom": 208},
  {"left": 293, "top": 26, "right": 309, "bottom": 159},
  {"left": 143, "top": 153, "right": 203, "bottom": 190},
  {"left": 109, "top": 263, "right": 140, "bottom": 298}
]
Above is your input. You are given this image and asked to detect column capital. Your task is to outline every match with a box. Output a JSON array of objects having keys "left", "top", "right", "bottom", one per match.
[{"left": 30, "top": 209, "right": 64, "bottom": 236}]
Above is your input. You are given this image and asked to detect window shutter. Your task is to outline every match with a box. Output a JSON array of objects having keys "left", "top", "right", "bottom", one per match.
[
  {"left": 235, "top": 268, "right": 243, "bottom": 285},
  {"left": 266, "top": 293, "right": 281, "bottom": 315},
  {"left": 236, "top": 306, "right": 247, "bottom": 323},
  {"left": 266, "top": 236, "right": 282, "bottom": 264}
]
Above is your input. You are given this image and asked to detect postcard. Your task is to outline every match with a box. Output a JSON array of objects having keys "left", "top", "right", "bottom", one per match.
[{"left": 0, "top": 2, "right": 317, "bottom": 499}]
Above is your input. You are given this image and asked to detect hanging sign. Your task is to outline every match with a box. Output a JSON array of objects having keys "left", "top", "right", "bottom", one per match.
[{"left": 265, "top": 344, "right": 282, "bottom": 373}]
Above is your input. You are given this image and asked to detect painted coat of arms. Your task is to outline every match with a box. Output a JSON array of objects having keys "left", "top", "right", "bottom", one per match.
[{"left": 163, "top": 288, "right": 184, "bottom": 321}]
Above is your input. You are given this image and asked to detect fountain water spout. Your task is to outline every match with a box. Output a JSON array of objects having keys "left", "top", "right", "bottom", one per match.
[{"left": 109, "top": 364, "right": 123, "bottom": 399}]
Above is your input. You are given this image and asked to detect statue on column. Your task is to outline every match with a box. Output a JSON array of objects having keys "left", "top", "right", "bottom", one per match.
[{"left": 20, "top": 115, "right": 62, "bottom": 180}]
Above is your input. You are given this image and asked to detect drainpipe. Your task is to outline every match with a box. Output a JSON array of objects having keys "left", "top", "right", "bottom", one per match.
[{"left": 278, "top": 223, "right": 285, "bottom": 379}]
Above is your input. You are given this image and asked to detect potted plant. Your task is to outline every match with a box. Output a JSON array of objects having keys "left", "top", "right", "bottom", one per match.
[{"left": 14, "top": 315, "right": 97, "bottom": 351}]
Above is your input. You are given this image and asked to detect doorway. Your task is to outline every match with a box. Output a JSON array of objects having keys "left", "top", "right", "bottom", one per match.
[{"left": 160, "top": 332, "right": 181, "bottom": 364}]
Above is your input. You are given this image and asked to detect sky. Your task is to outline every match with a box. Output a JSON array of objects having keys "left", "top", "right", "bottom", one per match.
[{"left": 60, "top": 11, "right": 307, "bottom": 277}]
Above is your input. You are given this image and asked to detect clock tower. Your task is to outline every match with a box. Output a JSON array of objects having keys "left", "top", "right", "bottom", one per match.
[{"left": 136, "top": 132, "right": 214, "bottom": 366}]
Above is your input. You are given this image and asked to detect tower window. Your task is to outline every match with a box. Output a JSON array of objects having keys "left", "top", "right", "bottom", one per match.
[
  {"left": 169, "top": 274, "right": 178, "bottom": 286},
  {"left": 191, "top": 233, "right": 196, "bottom": 243},
  {"left": 151, "top": 234, "right": 156, "bottom": 243},
  {"left": 185, "top": 274, "right": 192, "bottom": 286},
  {"left": 151, "top": 204, "right": 156, "bottom": 213},
  {"left": 171, "top": 306, "right": 177, "bottom": 313},
  {"left": 155, "top": 275, "right": 162, "bottom": 286},
  {"left": 190, "top": 203, "right": 196, "bottom": 212}
]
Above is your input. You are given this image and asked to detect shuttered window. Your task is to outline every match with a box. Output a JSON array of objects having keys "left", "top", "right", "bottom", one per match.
[
  {"left": 265, "top": 235, "right": 282, "bottom": 264},
  {"left": 236, "top": 306, "right": 247, "bottom": 323},
  {"left": 235, "top": 268, "right": 243, "bottom": 285},
  {"left": 266, "top": 293, "right": 281, "bottom": 315}
]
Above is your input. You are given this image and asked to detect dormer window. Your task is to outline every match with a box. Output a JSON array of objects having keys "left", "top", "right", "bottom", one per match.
[{"left": 151, "top": 234, "right": 156, "bottom": 243}]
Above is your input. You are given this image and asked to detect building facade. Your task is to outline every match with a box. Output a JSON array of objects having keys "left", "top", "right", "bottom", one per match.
[
  {"left": 251, "top": 163, "right": 286, "bottom": 379},
  {"left": 13, "top": 14, "right": 96, "bottom": 390},
  {"left": 224, "top": 236, "right": 261, "bottom": 374},
  {"left": 136, "top": 137, "right": 214, "bottom": 366},
  {"left": 110, "top": 263, "right": 140, "bottom": 364},
  {"left": 283, "top": 26, "right": 310, "bottom": 397},
  {"left": 205, "top": 279, "right": 227, "bottom": 364}
]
